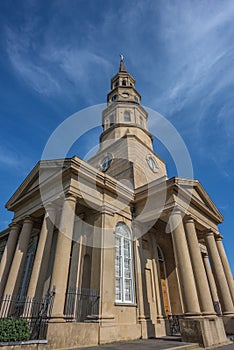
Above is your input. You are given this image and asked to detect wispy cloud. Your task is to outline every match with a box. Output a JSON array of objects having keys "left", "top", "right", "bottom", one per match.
[
  {"left": 4, "top": 16, "right": 112, "bottom": 102},
  {"left": 154, "top": 1, "right": 234, "bottom": 117},
  {"left": 0, "top": 145, "right": 31, "bottom": 174}
]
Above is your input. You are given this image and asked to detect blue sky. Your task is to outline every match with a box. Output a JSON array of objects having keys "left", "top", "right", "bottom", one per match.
[{"left": 0, "top": 0, "right": 234, "bottom": 273}]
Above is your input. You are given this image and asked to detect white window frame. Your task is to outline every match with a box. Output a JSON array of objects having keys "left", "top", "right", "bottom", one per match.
[{"left": 115, "top": 222, "right": 134, "bottom": 303}]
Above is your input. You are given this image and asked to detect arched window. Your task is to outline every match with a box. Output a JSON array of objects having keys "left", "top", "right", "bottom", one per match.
[
  {"left": 122, "top": 79, "right": 127, "bottom": 86},
  {"left": 115, "top": 222, "right": 134, "bottom": 303},
  {"left": 124, "top": 111, "right": 131, "bottom": 122}
]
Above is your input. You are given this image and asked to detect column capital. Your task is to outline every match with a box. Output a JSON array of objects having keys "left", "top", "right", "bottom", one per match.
[
  {"left": 8, "top": 222, "right": 21, "bottom": 230},
  {"left": 204, "top": 228, "right": 215, "bottom": 237},
  {"left": 169, "top": 205, "right": 185, "bottom": 217},
  {"left": 184, "top": 215, "right": 195, "bottom": 224},
  {"left": 64, "top": 193, "right": 78, "bottom": 203},
  {"left": 23, "top": 216, "right": 34, "bottom": 224},
  {"left": 215, "top": 234, "right": 224, "bottom": 241}
]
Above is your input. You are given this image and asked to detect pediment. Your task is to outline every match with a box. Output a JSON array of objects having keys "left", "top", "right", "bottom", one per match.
[
  {"left": 6, "top": 159, "right": 71, "bottom": 209},
  {"left": 169, "top": 177, "right": 223, "bottom": 222}
]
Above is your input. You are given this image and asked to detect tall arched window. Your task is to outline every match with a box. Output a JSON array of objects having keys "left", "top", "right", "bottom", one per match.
[
  {"left": 115, "top": 222, "right": 134, "bottom": 303},
  {"left": 124, "top": 111, "right": 131, "bottom": 122}
]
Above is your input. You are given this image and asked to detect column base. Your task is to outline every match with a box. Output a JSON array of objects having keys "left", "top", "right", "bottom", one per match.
[
  {"left": 180, "top": 316, "right": 228, "bottom": 348},
  {"left": 85, "top": 314, "right": 115, "bottom": 326},
  {"left": 184, "top": 312, "right": 202, "bottom": 317},
  {"left": 138, "top": 317, "right": 156, "bottom": 339},
  {"left": 202, "top": 311, "right": 217, "bottom": 316},
  {"left": 223, "top": 315, "right": 234, "bottom": 335},
  {"left": 156, "top": 316, "right": 167, "bottom": 337},
  {"left": 49, "top": 313, "right": 66, "bottom": 323}
]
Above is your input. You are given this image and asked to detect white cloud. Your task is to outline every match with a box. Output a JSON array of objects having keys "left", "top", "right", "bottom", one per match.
[
  {"left": 5, "top": 22, "right": 112, "bottom": 101},
  {"left": 0, "top": 145, "right": 32, "bottom": 175}
]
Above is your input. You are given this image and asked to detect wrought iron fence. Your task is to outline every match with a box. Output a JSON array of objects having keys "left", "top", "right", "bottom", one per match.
[
  {"left": 213, "top": 301, "right": 222, "bottom": 316},
  {"left": 64, "top": 288, "right": 100, "bottom": 321},
  {"left": 168, "top": 314, "right": 182, "bottom": 335},
  {"left": 0, "top": 287, "right": 55, "bottom": 340}
]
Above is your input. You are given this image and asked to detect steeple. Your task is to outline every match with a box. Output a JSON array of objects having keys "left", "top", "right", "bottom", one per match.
[
  {"left": 100, "top": 56, "right": 153, "bottom": 150},
  {"left": 119, "top": 54, "right": 127, "bottom": 72}
]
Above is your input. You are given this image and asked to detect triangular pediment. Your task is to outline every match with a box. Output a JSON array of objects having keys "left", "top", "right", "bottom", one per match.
[
  {"left": 6, "top": 159, "right": 72, "bottom": 209},
  {"left": 169, "top": 177, "right": 223, "bottom": 222}
]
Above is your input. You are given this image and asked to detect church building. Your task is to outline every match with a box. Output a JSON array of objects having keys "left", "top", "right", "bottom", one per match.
[{"left": 0, "top": 57, "right": 234, "bottom": 349}]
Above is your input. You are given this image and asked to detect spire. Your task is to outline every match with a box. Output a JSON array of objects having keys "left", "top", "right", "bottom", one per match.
[{"left": 119, "top": 54, "right": 127, "bottom": 72}]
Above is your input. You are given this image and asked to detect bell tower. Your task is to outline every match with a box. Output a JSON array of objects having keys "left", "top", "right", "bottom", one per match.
[
  {"left": 88, "top": 56, "right": 167, "bottom": 188},
  {"left": 100, "top": 55, "right": 153, "bottom": 150}
]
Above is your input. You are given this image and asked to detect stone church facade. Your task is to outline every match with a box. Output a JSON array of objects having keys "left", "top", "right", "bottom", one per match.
[{"left": 0, "top": 58, "right": 233, "bottom": 349}]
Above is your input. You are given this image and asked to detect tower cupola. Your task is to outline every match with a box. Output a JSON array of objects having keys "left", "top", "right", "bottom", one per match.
[{"left": 107, "top": 55, "right": 141, "bottom": 105}]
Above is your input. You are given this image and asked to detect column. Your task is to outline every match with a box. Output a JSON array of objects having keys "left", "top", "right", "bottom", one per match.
[
  {"left": 0, "top": 222, "right": 21, "bottom": 297},
  {"left": 27, "top": 205, "right": 56, "bottom": 301},
  {"left": 216, "top": 236, "right": 234, "bottom": 304},
  {"left": 205, "top": 231, "right": 234, "bottom": 315},
  {"left": 169, "top": 209, "right": 201, "bottom": 315},
  {"left": 50, "top": 194, "right": 77, "bottom": 319},
  {"left": 203, "top": 254, "right": 221, "bottom": 312},
  {"left": 3, "top": 217, "right": 34, "bottom": 297},
  {"left": 184, "top": 217, "right": 215, "bottom": 315}
]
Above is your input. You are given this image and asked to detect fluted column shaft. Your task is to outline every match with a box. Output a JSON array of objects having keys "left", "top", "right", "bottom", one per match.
[
  {"left": 27, "top": 205, "right": 56, "bottom": 301},
  {"left": 50, "top": 195, "right": 77, "bottom": 319},
  {"left": 169, "top": 210, "right": 200, "bottom": 315},
  {"left": 3, "top": 217, "right": 34, "bottom": 297},
  {"left": 216, "top": 237, "right": 234, "bottom": 304},
  {"left": 0, "top": 223, "right": 21, "bottom": 297},
  {"left": 205, "top": 232, "right": 234, "bottom": 315},
  {"left": 184, "top": 218, "right": 215, "bottom": 315}
]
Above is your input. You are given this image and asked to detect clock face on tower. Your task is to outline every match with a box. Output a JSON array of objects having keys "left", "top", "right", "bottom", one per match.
[
  {"left": 122, "top": 92, "right": 129, "bottom": 98},
  {"left": 147, "top": 155, "right": 159, "bottom": 173}
]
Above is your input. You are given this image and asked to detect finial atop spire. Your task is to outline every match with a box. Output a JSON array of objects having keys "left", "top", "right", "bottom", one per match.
[{"left": 119, "top": 54, "right": 127, "bottom": 72}]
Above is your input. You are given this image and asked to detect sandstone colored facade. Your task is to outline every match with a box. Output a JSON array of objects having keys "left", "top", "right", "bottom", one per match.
[{"left": 0, "top": 58, "right": 234, "bottom": 349}]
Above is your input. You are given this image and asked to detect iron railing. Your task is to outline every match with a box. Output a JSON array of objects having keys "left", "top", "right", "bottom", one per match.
[
  {"left": 168, "top": 314, "right": 182, "bottom": 335},
  {"left": 0, "top": 287, "right": 55, "bottom": 340},
  {"left": 64, "top": 288, "right": 100, "bottom": 321},
  {"left": 213, "top": 301, "right": 222, "bottom": 316}
]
